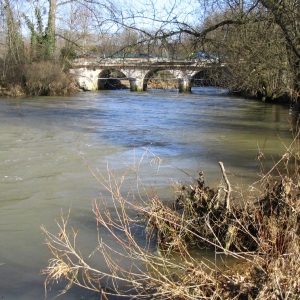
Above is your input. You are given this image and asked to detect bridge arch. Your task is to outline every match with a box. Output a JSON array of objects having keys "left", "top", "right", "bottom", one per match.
[
  {"left": 144, "top": 68, "right": 178, "bottom": 90},
  {"left": 191, "top": 70, "right": 214, "bottom": 88},
  {"left": 98, "top": 68, "right": 129, "bottom": 90}
]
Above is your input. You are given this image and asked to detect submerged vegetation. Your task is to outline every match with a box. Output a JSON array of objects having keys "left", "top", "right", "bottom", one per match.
[{"left": 42, "top": 122, "right": 300, "bottom": 299}]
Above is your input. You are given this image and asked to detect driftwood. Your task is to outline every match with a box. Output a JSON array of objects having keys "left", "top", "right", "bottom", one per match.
[{"left": 219, "top": 161, "right": 232, "bottom": 212}]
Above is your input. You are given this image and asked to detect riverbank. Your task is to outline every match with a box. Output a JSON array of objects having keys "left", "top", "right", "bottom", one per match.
[{"left": 145, "top": 150, "right": 300, "bottom": 299}]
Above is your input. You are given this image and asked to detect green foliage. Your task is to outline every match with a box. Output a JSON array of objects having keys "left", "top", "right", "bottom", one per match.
[{"left": 23, "top": 1, "right": 56, "bottom": 62}]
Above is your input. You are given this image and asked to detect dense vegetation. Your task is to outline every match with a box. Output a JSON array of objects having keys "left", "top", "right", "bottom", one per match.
[{"left": 0, "top": 0, "right": 300, "bottom": 103}]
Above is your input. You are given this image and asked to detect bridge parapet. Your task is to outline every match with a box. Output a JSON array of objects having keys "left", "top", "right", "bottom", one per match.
[
  {"left": 72, "top": 57, "right": 167, "bottom": 67},
  {"left": 71, "top": 57, "right": 215, "bottom": 68}
]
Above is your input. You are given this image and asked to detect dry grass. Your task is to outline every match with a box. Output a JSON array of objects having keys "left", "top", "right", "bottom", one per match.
[{"left": 42, "top": 124, "right": 300, "bottom": 299}]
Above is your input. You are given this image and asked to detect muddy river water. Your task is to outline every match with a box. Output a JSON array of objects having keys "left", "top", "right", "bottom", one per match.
[{"left": 0, "top": 87, "right": 294, "bottom": 299}]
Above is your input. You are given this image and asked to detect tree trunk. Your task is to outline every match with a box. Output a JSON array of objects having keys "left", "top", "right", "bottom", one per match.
[
  {"left": 4, "top": 0, "right": 24, "bottom": 65},
  {"left": 45, "top": 0, "right": 57, "bottom": 60}
]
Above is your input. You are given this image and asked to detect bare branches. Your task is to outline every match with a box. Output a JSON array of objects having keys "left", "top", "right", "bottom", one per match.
[{"left": 42, "top": 139, "right": 300, "bottom": 298}]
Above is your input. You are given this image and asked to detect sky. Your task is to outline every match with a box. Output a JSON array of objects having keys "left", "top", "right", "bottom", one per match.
[
  {"left": 117, "top": 0, "right": 204, "bottom": 28},
  {"left": 16, "top": 0, "right": 206, "bottom": 37}
]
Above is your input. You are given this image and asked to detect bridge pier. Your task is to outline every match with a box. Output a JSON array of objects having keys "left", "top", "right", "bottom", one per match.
[
  {"left": 178, "top": 78, "right": 192, "bottom": 93},
  {"left": 129, "top": 78, "right": 146, "bottom": 92}
]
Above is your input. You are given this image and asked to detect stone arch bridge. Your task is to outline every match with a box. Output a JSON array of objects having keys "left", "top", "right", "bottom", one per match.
[{"left": 70, "top": 56, "right": 224, "bottom": 93}]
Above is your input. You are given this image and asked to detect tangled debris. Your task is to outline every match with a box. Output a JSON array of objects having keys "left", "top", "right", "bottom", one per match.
[
  {"left": 42, "top": 132, "right": 300, "bottom": 300},
  {"left": 144, "top": 158, "right": 300, "bottom": 299}
]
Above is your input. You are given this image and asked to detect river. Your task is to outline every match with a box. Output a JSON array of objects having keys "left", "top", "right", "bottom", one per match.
[{"left": 0, "top": 87, "right": 293, "bottom": 299}]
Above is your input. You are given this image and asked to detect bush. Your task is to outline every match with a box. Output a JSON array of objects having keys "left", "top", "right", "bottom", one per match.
[
  {"left": 23, "top": 61, "right": 78, "bottom": 96},
  {"left": 0, "top": 60, "right": 26, "bottom": 97}
]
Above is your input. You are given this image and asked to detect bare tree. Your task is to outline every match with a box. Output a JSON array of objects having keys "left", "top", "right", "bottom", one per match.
[
  {"left": 2, "top": 0, "right": 24, "bottom": 65},
  {"left": 0, "top": 0, "right": 25, "bottom": 92},
  {"left": 260, "top": 0, "right": 300, "bottom": 98}
]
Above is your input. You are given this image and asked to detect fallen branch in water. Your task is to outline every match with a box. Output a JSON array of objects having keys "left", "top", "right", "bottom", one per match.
[{"left": 219, "top": 161, "right": 232, "bottom": 212}]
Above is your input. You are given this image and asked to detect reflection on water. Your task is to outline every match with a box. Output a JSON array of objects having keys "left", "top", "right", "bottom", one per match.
[{"left": 0, "top": 87, "right": 292, "bottom": 299}]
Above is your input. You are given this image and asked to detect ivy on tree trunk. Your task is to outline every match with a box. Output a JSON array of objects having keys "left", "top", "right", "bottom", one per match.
[{"left": 24, "top": 0, "right": 57, "bottom": 62}]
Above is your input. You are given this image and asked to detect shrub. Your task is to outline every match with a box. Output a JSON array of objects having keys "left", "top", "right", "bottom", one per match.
[{"left": 23, "top": 61, "right": 78, "bottom": 96}]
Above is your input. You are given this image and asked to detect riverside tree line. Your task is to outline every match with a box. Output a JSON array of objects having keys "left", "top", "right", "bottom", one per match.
[{"left": 0, "top": 0, "right": 300, "bottom": 103}]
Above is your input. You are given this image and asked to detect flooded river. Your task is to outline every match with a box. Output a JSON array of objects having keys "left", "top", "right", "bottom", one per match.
[{"left": 0, "top": 87, "right": 293, "bottom": 299}]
